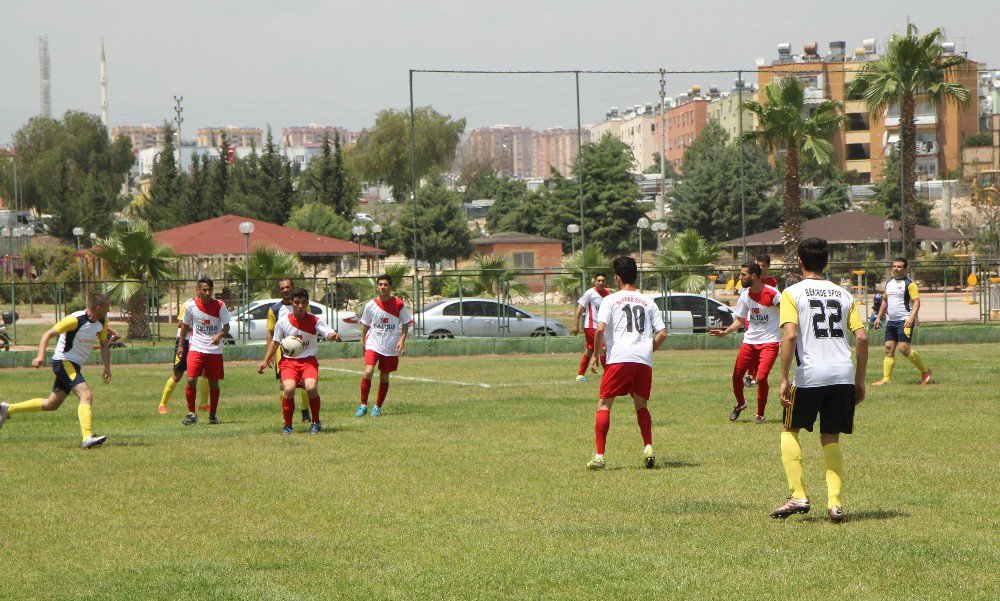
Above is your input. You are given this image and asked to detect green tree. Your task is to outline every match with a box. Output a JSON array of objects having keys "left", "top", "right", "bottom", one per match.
[
  {"left": 495, "top": 191, "right": 547, "bottom": 235},
  {"left": 286, "top": 202, "right": 353, "bottom": 240},
  {"left": 353, "top": 107, "right": 466, "bottom": 203},
  {"left": 442, "top": 254, "right": 530, "bottom": 298},
  {"left": 475, "top": 175, "right": 530, "bottom": 232},
  {"left": 643, "top": 152, "right": 677, "bottom": 178},
  {"left": 225, "top": 245, "right": 301, "bottom": 299},
  {"left": 201, "top": 133, "right": 230, "bottom": 219},
  {"left": 653, "top": 230, "right": 724, "bottom": 293},
  {"left": 861, "top": 147, "right": 933, "bottom": 225},
  {"left": 848, "top": 22, "right": 970, "bottom": 259},
  {"left": 389, "top": 172, "right": 472, "bottom": 270},
  {"left": 257, "top": 128, "right": 297, "bottom": 225},
  {"left": 298, "top": 132, "right": 359, "bottom": 221},
  {"left": 742, "top": 76, "right": 844, "bottom": 258},
  {"left": 548, "top": 244, "right": 611, "bottom": 300},
  {"left": 91, "top": 222, "right": 179, "bottom": 340},
  {"left": 142, "top": 122, "right": 185, "bottom": 229}
]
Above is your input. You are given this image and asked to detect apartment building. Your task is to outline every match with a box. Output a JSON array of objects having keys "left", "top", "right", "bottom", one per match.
[
  {"left": 590, "top": 104, "right": 663, "bottom": 172},
  {"left": 110, "top": 125, "right": 168, "bottom": 151},
  {"left": 665, "top": 88, "right": 710, "bottom": 166},
  {"left": 706, "top": 82, "right": 757, "bottom": 142},
  {"left": 757, "top": 40, "right": 981, "bottom": 183},
  {"left": 195, "top": 126, "right": 263, "bottom": 148},
  {"left": 281, "top": 125, "right": 360, "bottom": 147},
  {"left": 531, "top": 127, "right": 590, "bottom": 178},
  {"left": 465, "top": 125, "right": 535, "bottom": 178}
]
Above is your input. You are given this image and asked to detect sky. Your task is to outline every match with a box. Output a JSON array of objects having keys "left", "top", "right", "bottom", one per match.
[{"left": 2, "top": 0, "right": 998, "bottom": 145}]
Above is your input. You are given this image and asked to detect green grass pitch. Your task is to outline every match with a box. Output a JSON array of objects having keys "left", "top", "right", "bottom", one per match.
[{"left": 0, "top": 344, "right": 996, "bottom": 599}]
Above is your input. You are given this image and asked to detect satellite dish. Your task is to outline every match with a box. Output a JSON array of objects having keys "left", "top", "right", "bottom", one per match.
[{"left": 755, "top": 56, "right": 766, "bottom": 67}]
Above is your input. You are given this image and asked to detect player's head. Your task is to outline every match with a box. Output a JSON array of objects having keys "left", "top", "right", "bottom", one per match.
[
  {"left": 376, "top": 274, "right": 392, "bottom": 297},
  {"left": 797, "top": 238, "right": 829, "bottom": 274},
  {"left": 756, "top": 254, "right": 771, "bottom": 272},
  {"left": 593, "top": 273, "right": 607, "bottom": 290},
  {"left": 740, "top": 263, "right": 761, "bottom": 287},
  {"left": 612, "top": 256, "right": 638, "bottom": 286},
  {"left": 278, "top": 278, "right": 294, "bottom": 301},
  {"left": 290, "top": 288, "right": 310, "bottom": 317},
  {"left": 196, "top": 277, "right": 214, "bottom": 300},
  {"left": 87, "top": 293, "right": 110, "bottom": 319},
  {"left": 892, "top": 257, "right": 908, "bottom": 278}
]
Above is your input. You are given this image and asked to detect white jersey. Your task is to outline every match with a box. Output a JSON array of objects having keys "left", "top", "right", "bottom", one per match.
[
  {"left": 779, "top": 279, "right": 863, "bottom": 388},
  {"left": 360, "top": 297, "right": 413, "bottom": 357},
  {"left": 182, "top": 298, "right": 231, "bottom": 355},
  {"left": 735, "top": 285, "right": 781, "bottom": 345},
  {"left": 175, "top": 306, "right": 191, "bottom": 342},
  {"left": 884, "top": 277, "right": 919, "bottom": 322},
  {"left": 52, "top": 310, "right": 108, "bottom": 366},
  {"left": 596, "top": 289, "right": 665, "bottom": 367},
  {"left": 272, "top": 312, "right": 334, "bottom": 360},
  {"left": 578, "top": 287, "right": 611, "bottom": 329}
]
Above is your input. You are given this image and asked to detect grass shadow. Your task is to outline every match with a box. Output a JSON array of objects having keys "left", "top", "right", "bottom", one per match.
[{"left": 800, "top": 508, "right": 909, "bottom": 523}]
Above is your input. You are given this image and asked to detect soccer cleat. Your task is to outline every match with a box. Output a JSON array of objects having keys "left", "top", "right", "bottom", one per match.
[
  {"left": 586, "top": 455, "right": 605, "bottom": 470},
  {"left": 576, "top": 375, "right": 588, "bottom": 383},
  {"left": 308, "top": 422, "right": 322, "bottom": 434},
  {"left": 81, "top": 434, "right": 108, "bottom": 449},
  {"left": 157, "top": 405, "right": 168, "bottom": 415},
  {"left": 920, "top": 370, "right": 933, "bottom": 385},
  {"left": 301, "top": 408, "right": 311, "bottom": 423},
  {"left": 744, "top": 375, "right": 757, "bottom": 388},
  {"left": 642, "top": 445, "right": 655, "bottom": 469},
  {"left": 0, "top": 401, "right": 9, "bottom": 429},
  {"left": 182, "top": 413, "right": 198, "bottom": 426},
  {"left": 756, "top": 415, "right": 766, "bottom": 425},
  {"left": 871, "top": 379, "right": 890, "bottom": 387},
  {"left": 208, "top": 414, "right": 220, "bottom": 425},
  {"left": 371, "top": 406, "right": 381, "bottom": 417},
  {"left": 769, "top": 497, "right": 811, "bottom": 519},
  {"left": 198, "top": 404, "right": 211, "bottom": 412},
  {"left": 828, "top": 505, "right": 845, "bottom": 523},
  {"left": 354, "top": 405, "right": 368, "bottom": 417},
  {"left": 729, "top": 403, "right": 747, "bottom": 421},
  {"left": 281, "top": 425, "right": 293, "bottom": 436}
]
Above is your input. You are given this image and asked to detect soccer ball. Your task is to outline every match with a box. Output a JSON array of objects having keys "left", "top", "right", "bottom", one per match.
[{"left": 280, "top": 336, "right": 304, "bottom": 358}]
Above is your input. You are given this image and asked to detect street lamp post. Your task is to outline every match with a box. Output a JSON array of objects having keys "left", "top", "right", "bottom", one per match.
[
  {"left": 238, "top": 221, "right": 254, "bottom": 344},
  {"left": 72, "top": 226, "right": 84, "bottom": 294},
  {"left": 636, "top": 217, "right": 650, "bottom": 290},
  {"left": 650, "top": 221, "right": 666, "bottom": 253},
  {"left": 883, "top": 219, "right": 894, "bottom": 260},
  {"left": 371, "top": 224, "right": 383, "bottom": 274},
  {"left": 352, "top": 225, "right": 367, "bottom": 275},
  {"left": 1, "top": 227, "right": 10, "bottom": 281},
  {"left": 567, "top": 223, "right": 579, "bottom": 255}
]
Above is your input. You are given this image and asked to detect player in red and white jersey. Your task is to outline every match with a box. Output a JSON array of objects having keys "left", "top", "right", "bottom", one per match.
[
  {"left": 571, "top": 273, "right": 611, "bottom": 382},
  {"left": 757, "top": 253, "right": 779, "bottom": 288},
  {"left": 355, "top": 274, "right": 412, "bottom": 417},
  {"left": 157, "top": 303, "right": 209, "bottom": 414},
  {"left": 711, "top": 263, "right": 781, "bottom": 424},
  {"left": 178, "top": 278, "right": 230, "bottom": 426},
  {"left": 586, "top": 257, "right": 667, "bottom": 470},
  {"left": 258, "top": 288, "right": 340, "bottom": 434}
]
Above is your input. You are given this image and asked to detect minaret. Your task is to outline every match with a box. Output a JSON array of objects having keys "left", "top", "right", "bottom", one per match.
[
  {"left": 39, "top": 36, "right": 51, "bottom": 118},
  {"left": 99, "top": 38, "right": 109, "bottom": 128}
]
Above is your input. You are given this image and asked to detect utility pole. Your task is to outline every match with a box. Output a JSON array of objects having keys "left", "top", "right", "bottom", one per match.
[
  {"left": 658, "top": 68, "right": 667, "bottom": 233},
  {"left": 173, "top": 95, "right": 184, "bottom": 173}
]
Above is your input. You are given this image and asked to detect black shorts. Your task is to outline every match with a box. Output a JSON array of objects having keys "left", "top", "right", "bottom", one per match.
[
  {"left": 52, "top": 359, "right": 86, "bottom": 394},
  {"left": 173, "top": 338, "right": 190, "bottom": 373},
  {"left": 884, "top": 320, "right": 914, "bottom": 343},
  {"left": 783, "top": 384, "right": 856, "bottom": 434}
]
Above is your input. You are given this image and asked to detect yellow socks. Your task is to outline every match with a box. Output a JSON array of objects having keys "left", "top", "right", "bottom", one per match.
[
  {"left": 78, "top": 403, "right": 93, "bottom": 441},
  {"left": 823, "top": 443, "right": 844, "bottom": 509},
  {"left": 881, "top": 356, "right": 896, "bottom": 382},
  {"left": 198, "top": 377, "right": 210, "bottom": 406},
  {"left": 160, "top": 377, "right": 178, "bottom": 407},
  {"left": 780, "top": 431, "right": 807, "bottom": 500},
  {"left": 907, "top": 350, "right": 928, "bottom": 373},
  {"left": 299, "top": 388, "right": 308, "bottom": 406},
  {"left": 7, "top": 398, "right": 45, "bottom": 414}
]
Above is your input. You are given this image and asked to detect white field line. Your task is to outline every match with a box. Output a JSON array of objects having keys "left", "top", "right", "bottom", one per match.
[{"left": 320, "top": 367, "right": 568, "bottom": 390}]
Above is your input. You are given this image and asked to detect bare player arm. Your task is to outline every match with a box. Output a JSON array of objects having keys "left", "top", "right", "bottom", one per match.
[
  {"left": 873, "top": 295, "right": 888, "bottom": 328},
  {"left": 778, "top": 322, "right": 798, "bottom": 407},
  {"left": 710, "top": 315, "right": 745, "bottom": 337},
  {"left": 848, "top": 304, "right": 868, "bottom": 404},
  {"left": 98, "top": 322, "right": 112, "bottom": 384},
  {"left": 258, "top": 319, "right": 284, "bottom": 374},
  {"left": 396, "top": 322, "right": 408, "bottom": 356},
  {"left": 572, "top": 303, "right": 584, "bottom": 336},
  {"left": 31, "top": 327, "right": 60, "bottom": 368},
  {"left": 588, "top": 322, "right": 606, "bottom": 373}
]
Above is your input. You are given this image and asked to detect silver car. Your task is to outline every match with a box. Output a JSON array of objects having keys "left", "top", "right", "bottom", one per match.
[
  {"left": 416, "top": 298, "right": 569, "bottom": 339},
  {"left": 230, "top": 298, "right": 362, "bottom": 343},
  {"left": 645, "top": 293, "right": 735, "bottom": 333}
]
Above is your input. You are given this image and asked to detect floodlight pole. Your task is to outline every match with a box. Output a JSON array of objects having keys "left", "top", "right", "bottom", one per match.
[
  {"left": 575, "top": 71, "right": 585, "bottom": 255},
  {"left": 738, "top": 70, "right": 748, "bottom": 264},
  {"left": 409, "top": 69, "right": 419, "bottom": 309}
]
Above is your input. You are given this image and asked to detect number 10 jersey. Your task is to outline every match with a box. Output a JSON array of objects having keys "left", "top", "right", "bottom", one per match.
[
  {"left": 779, "top": 279, "right": 863, "bottom": 387},
  {"left": 596, "top": 290, "right": 665, "bottom": 367}
]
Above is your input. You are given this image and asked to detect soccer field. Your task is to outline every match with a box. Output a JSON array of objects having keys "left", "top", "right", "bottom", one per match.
[{"left": 1, "top": 345, "right": 996, "bottom": 600}]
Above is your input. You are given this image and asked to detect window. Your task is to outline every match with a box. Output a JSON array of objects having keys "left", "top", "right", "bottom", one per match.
[
  {"left": 310, "top": 304, "right": 323, "bottom": 315},
  {"left": 845, "top": 143, "right": 870, "bottom": 160},
  {"left": 512, "top": 252, "right": 534, "bottom": 269},
  {"left": 249, "top": 304, "right": 272, "bottom": 320},
  {"left": 846, "top": 113, "right": 870, "bottom": 131}
]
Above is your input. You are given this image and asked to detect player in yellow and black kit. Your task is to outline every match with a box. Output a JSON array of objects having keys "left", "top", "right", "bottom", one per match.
[
  {"left": 266, "top": 278, "right": 311, "bottom": 422},
  {"left": 158, "top": 304, "right": 209, "bottom": 413},
  {"left": 0, "top": 294, "right": 114, "bottom": 449},
  {"left": 872, "top": 257, "right": 931, "bottom": 386},
  {"left": 772, "top": 238, "right": 868, "bottom": 523}
]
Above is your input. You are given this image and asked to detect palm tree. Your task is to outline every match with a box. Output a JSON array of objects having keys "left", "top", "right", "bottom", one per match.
[
  {"left": 848, "top": 23, "right": 970, "bottom": 260},
  {"left": 225, "top": 245, "right": 301, "bottom": 300},
  {"left": 549, "top": 244, "right": 610, "bottom": 301},
  {"left": 442, "top": 254, "right": 530, "bottom": 299},
  {"left": 742, "top": 76, "right": 844, "bottom": 258},
  {"left": 92, "top": 222, "right": 179, "bottom": 340},
  {"left": 653, "top": 230, "right": 723, "bottom": 293},
  {"left": 349, "top": 264, "right": 413, "bottom": 313}
]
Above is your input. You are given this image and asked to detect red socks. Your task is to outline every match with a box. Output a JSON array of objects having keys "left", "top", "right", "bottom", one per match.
[
  {"left": 209, "top": 386, "right": 220, "bottom": 414},
  {"left": 756, "top": 381, "right": 769, "bottom": 417},
  {"left": 185, "top": 386, "right": 196, "bottom": 413},
  {"left": 309, "top": 396, "right": 321, "bottom": 423},
  {"left": 636, "top": 407, "right": 653, "bottom": 446},
  {"left": 282, "top": 395, "right": 294, "bottom": 427},
  {"left": 360, "top": 378, "right": 372, "bottom": 405},
  {"left": 376, "top": 382, "right": 389, "bottom": 408},
  {"left": 578, "top": 354, "right": 590, "bottom": 376},
  {"left": 732, "top": 371, "right": 746, "bottom": 406},
  {"left": 595, "top": 407, "right": 610, "bottom": 454}
]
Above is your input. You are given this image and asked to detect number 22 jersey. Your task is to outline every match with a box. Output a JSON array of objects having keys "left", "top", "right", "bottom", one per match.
[
  {"left": 596, "top": 291, "right": 665, "bottom": 367},
  {"left": 779, "top": 279, "right": 863, "bottom": 387}
]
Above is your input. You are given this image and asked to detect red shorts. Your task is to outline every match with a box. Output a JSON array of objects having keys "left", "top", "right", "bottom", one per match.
[
  {"left": 599, "top": 362, "right": 653, "bottom": 400},
  {"left": 187, "top": 351, "right": 224, "bottom": 380},
  {"left": 584, "top": 327, "right": 597, "bottom": 351},
  {"left": 279, "top": 356, "right": 319, "bottom": 383},
  {"left": 364, "top": 350, "right": 399, "bottom": 373}
]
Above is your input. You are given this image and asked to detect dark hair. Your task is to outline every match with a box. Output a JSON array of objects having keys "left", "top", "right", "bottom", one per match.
[
  {"left": 290, "top": 288, "right": 309, "bottom": 301},
  {"left": 612, "top": 256, "right": 638, "bottom": 285},
  {"left": 279, "top": 278, "right": 294, "bottom": 287},
  {"left": 593, "top": 272, "right": 607, "bottom": 280},
  {"left": 376, "top": 274, "right": 392, "bottom": 285},
  {"left": 88, "top": 293, "right": 110, "bottom": 307},
  {"left": 746, "top": 263, "right": 762, "bottom": 277},
  {"left": 197, "top": 277, "right": 214, "bottom": 289},
  {"left": 798, "top": 238, "right": 829, "bottom": 273},
  {"left": 756, "top": 254, "right": 771, "bottom": 266},
  {"left": 893, "top": 256, "right": 908, "bottom": 268}
]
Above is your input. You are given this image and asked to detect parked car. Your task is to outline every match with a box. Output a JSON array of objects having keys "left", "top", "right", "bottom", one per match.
[
  {"left": 415, "top": 298, "right": 569, "bottom": 339},
  {"left": 645, "top": 293, "right": 735, "bottom": 333},
  {"left": 228, "top": 299, "right": 362, "bottom": 343}
]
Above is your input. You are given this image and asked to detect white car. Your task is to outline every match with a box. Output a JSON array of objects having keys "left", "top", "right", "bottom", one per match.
[
  {"left": 645, "top": 293, "right": 735, "bottom": 333},
  {"left": 415, "top": 298, "right": 569, "bottom": 339},
  {"left": 230, "top": 299, "right": 362, "bottom": 343}
]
